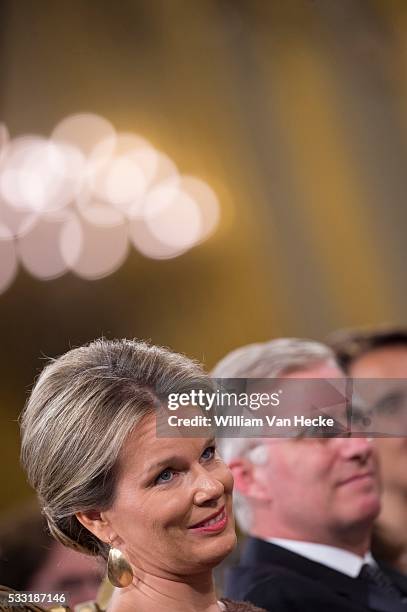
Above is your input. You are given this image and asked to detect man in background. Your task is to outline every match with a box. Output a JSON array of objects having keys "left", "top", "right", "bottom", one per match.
[
  {"left": 330, "top": 326, "right": 407, "bottom": 573},
  {"left": 0, "top": 502, "right": 103, "bottom": 608},
  {"left": 213, "top": 338, "right": 407, "bottom": 611}
]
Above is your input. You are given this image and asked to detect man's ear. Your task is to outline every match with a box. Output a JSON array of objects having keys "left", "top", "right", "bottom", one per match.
[
  {"left": 75, "top": 510, "right": 116, "bottom": 545},
  {"left": 228, "top": 457, "right": 271, "bottom": 502}
]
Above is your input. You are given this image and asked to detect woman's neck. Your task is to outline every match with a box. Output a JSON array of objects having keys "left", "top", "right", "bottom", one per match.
[{"left": 108, "top": 569, "right": 220, "bottom": 612}]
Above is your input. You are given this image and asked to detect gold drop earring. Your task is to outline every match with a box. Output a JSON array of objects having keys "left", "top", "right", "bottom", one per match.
[{"left": 107, "top": 540, "right": 133, "bottom": 588}]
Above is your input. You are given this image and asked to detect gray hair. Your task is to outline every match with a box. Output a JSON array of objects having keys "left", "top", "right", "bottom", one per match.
[
  {"left": 212, "top": 338, "right": 336, "bottom": 532},
  {"left": 20, "top": 338, "right": 211, "bottom": 559}
]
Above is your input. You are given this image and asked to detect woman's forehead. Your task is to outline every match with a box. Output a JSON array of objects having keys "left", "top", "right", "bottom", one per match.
[{"left": 119, "top": 413, "right": 210, "bottom": 467}]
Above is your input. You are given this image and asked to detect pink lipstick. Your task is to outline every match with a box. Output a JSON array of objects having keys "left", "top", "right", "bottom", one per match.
[{"left": 188, "top": 506, "right": 227, "bottom": 533}]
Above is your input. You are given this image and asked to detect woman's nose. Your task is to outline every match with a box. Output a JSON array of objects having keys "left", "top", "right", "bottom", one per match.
[{"left": 193, "top": 469, "right": 225, "bottom": 506}]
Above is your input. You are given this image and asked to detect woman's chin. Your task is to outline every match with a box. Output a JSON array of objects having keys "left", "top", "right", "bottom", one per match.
[{"left": 197, "top": 529, "right": 238, "bottom": 568}]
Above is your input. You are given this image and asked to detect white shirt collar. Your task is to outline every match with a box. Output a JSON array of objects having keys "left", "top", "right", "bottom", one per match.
[{"left": 268, "top": 538, "right": 375, "bottom": 578}]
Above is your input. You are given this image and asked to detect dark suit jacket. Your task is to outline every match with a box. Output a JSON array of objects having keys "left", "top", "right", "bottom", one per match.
[{"left": 224, "top": 537, "right": 407, "bottom": 612}]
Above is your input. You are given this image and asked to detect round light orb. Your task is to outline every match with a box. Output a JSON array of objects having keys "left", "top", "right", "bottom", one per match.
[
  {"left": 180, "top": 176, "right": 220, "bottom": 243},
  {"left": 0, "top": 136, "right": 42, "bottom": 210},
  {"left": 17, "top": 213, "right": 78, "bottom": 279},
  {"left": 142, "top": 177, "right": 202, "bottom": 250},
  {"left": 75, "top": 185, "right": 125, "bottom": 228},
  {"left": 52, "top": 113, "right": 116, "bottom": 157},
  {"left": 87, "top": 133, "right": 158, "bottom": 216},
  {"left": 149, "top": 151, "right": 178, "bottom": 187},
  {"left": 0, "top": 136, "right": 84, "bottom": 214},
  {"left": 61, "top": 212, "right": 129, "bottom": 279},
  {"left": 129, "top": 215, "right": 188, "bottom": 259},
  {"left": 0, "top": 197, "right": 37, "bottom": 238}
]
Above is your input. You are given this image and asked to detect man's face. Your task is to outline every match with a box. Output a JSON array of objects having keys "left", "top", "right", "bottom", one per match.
[
  {"left": 253, "top": 362, "right": 381, "bottom": 542},
  {"left": 27, "top": 543, "right": 103, "bottom": 608},
  {"left": 350, "top": 346, "right": 407, "bottom": 494}
]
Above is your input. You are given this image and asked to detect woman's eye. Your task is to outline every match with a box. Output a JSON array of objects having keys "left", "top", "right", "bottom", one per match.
[
  {"left": 155, "top": 469, "right": 175, "bottom": 485},
  {"left": 201, "top": 445, "right": 215, "bottom": 461}
]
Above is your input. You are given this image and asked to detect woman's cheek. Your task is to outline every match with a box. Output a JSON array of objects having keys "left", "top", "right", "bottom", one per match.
[
  {"left": 218, "top": 462, "right": 234, "bottom": 493},
  {"left": 154, "top": 494, "right": 191, "bottom": 529}
]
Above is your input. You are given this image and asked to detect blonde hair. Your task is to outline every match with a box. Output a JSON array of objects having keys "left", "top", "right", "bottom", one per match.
[{"left": 21, "top": 338, "right": 210, "bottom": 559}]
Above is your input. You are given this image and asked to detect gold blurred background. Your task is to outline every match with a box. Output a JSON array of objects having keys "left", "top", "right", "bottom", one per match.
[{"left": 1, "top": 0, "right": 407, "bottom": 510}]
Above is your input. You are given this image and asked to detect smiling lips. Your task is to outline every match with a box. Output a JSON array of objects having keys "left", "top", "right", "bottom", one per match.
[
  {"left": 338, "top": 472, "right": 375, "bottom": 486},
  {"left": 188, "top": 506, "right": 228, "bottom": 533}
]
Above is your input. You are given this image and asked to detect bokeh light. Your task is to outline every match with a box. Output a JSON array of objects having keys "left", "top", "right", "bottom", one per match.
[
  {"left": 17, "top": 213, "right": 76, "bottom": 280},
  {"left": 61, "top": 212, "right": 129, "bottom": 279},
  {"left": 87, "top": 133, "right": 158, "bottom": 217},
  {"left": 143, "top": 178, "right": 202, "bottom": 250},
  {"left": 0, "top": 114, "right": 220, "bottom": 293},
  {"left": 0, "top": 123, "right": 9, "bottom": 165},
  {"left": 129, "top": 215, "right": 189, "bottom": 259},
  {"left": 0, "top": 136, "right": 84, "bottom": 214},
  {"left": 51, "top": 113, "right": 116, "bottom": 157},
  {"left": 0, "top": 224, "right": 18, "bottom": 293},
  {"left": 76, "top": 186, "right": 126, "bottom": 228},
  {"left": 180, "top": 176, "right": 220, "bottom": 243},
  {"left": 0, "top": 197, "right": 37, "bottom": 238}
]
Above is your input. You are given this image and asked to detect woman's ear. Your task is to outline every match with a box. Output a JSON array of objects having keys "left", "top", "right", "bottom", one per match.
[
  {"left": 228, "top": 457, "right": 271, "bottom": 502},
  {"left": 75, "top": 510, "right": 114, "bottom": 545}
]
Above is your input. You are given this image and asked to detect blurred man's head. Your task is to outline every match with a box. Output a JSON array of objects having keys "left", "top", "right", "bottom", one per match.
[
  {"left": 329, "top": 326, "right": 407, "bottom": 379},
  {"left": 329, "top": 326, "right": 407, "bottom": 497},
  {"left": 213, "top": 338, "right": 381, "bottom": 554},
  {"left": 0, "top": 503, "right": 102, "bottom": 607}
]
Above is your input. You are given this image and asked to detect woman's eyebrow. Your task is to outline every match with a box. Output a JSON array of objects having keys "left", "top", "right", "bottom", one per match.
[
  {"left": 144, "top": 438, "right": 216, "bottom": 476},
  {"left": 203, "top": 437, "right": 216, "bottom": 449},
  {"left": 145, "top": 455, "right": 180, "bottom": 475}
]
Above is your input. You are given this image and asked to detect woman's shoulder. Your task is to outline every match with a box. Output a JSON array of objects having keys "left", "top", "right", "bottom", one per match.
[{"left": 220, "top": 598, "right": 266, "bottom": 612}]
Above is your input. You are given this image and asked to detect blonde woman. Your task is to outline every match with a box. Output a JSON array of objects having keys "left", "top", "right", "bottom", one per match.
[{"left": 18, "top": 339, "right": 264, "bottom": 612}]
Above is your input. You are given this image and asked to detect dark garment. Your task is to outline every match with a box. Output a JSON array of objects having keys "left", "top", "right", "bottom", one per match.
[
  {"left": 359, "top": 563, "right": 403, "bottom": 598},
  {"left": 221, "top": 598, "right": 265, "bottom": 611},
  {"left": 225, "top": 537, "right": 407, "bottom": 612}
]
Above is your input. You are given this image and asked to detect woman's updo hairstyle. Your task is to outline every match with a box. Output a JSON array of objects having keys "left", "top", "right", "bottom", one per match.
[{"left": 20, "top": 338, "right": 211, "bottom": 560}]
